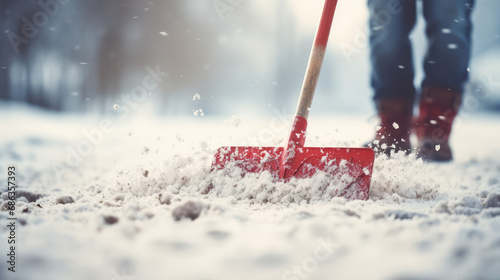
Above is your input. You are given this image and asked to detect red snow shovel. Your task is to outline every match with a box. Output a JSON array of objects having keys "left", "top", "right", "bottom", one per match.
[{"left": 211, "top": 0, "right": 375, "bottom": 200}]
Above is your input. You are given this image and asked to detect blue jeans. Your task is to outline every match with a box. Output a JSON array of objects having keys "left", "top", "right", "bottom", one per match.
[{"left": 368, "top": 0, "right": 474, "bottom": 101}]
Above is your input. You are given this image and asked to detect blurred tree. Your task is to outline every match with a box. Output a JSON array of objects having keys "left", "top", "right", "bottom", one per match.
[{"left": 1, "top": 0, "right": 221, "bottom": 113}]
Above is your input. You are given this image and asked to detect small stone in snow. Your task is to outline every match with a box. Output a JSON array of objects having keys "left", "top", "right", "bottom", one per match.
[
  {"left": 172, "top": 201, "right": 209, "bottom": 221},
  {"left": 103, "top": 215, "right": 119, "bottom": 225},
  {"left": 56, "top": 195, "right": 75, "bottom": 205},
  {"left": 14, "top": 190, "right": 44, "bottom": 202}
]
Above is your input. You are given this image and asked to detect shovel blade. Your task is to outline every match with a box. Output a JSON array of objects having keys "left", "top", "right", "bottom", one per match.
[{"left": 211, "top": 146, "right": 375, "bottom": 200}]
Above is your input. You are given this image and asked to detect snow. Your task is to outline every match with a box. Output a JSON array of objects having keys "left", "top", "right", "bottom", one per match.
[
  {"left": 224, "top": 116, "right": 242, "bottom": 128},
  {"left": 1, "top": 104, "right": 500, "bottom": 280}
]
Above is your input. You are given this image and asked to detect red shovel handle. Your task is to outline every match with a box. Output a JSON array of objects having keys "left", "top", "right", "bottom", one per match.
[
  {"left": 295, "top": 0, "right": 338, "bottom": 119},
  {"left": 280, "top": 0, "right": 338, "bottom": 179},
  {"left": 286, "top": 0, "right": 338, "bottom": 150},
  {"left": 314, "top": 0, "right": 338, "bottom": 49}
]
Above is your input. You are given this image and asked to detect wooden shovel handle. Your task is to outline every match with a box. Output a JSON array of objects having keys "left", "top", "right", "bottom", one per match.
[{"left": 295, "top": 0, "right": 338, "bottom": 119}]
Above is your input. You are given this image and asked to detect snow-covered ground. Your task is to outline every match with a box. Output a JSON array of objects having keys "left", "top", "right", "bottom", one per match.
[{"left": 1, "top": 104, "right": 500, "bottom": 280}]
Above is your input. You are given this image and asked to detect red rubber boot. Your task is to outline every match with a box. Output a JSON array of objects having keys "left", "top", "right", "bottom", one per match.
[
  {"left": 414, "top": 86, "right": 462, "bottom": 162},
  {"left": 368, "top": 99, "right": 413, "bottom": 156}
]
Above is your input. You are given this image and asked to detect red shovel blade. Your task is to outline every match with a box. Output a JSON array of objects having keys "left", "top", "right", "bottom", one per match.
[
  {"left": 211, "top": 146, "right": 375, "bottom": 200},
  {"left": 210, "top": 0, "right": 375, "bottom": 201}
]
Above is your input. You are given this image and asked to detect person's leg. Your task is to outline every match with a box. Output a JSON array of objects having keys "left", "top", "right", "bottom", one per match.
[
  {"left": 422, "top": 0, "right": 474, "bottom": 91},
  {"left": 368, "top": 0, "right": 417, "bottom": 155},
  {"left": 369, "top": 0, "right": 417, "bottom": 101},
  {"left": 415, "top": 0, "right": 475, "bottom": 161}
]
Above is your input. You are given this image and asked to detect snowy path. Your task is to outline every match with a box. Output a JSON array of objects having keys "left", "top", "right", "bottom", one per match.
[{"left": 1, "top": 105, "right": 499, "bottom": 280}]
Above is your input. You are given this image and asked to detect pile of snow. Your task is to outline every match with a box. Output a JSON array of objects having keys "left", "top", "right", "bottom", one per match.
[{"left": 0, "top": 104, "right": 500, "bottom": 280}]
